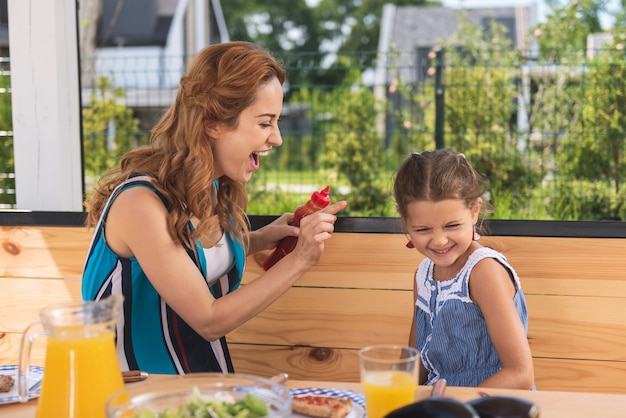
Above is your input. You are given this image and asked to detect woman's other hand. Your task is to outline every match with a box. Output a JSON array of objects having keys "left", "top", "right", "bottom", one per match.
[{"left": 248, "top": 213, "right": 298, "bottom": 254}]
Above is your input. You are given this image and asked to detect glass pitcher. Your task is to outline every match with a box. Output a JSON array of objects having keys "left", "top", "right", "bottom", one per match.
[{"left": 18, "top": 294, "right": 125, "bottom": 418}]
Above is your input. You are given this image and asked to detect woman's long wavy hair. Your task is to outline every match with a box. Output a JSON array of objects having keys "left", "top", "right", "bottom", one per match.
[{"left": 85, "top": 41, "right": 286, "bottom": 251}]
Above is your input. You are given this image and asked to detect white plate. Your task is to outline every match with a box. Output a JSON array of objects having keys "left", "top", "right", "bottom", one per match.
[
  {"left": 0, "top": 365, "right": 44, "bottom": 405},
  {"left": 290, "top": 387, "right": 366, "bottom": 418}
]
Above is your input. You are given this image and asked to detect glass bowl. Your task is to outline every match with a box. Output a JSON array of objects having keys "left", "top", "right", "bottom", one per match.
[{"left": 105, "top": 373, "right": 292, "bottom": 418}]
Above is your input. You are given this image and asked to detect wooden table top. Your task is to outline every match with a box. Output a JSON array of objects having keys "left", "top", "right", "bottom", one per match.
[{"left": 2, "top": 377, "right": 626, "bottom": 418}]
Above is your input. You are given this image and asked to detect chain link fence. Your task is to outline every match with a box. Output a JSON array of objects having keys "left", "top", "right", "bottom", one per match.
[{"left": 2, "top": 48, "right": 625, "bottom": 219}]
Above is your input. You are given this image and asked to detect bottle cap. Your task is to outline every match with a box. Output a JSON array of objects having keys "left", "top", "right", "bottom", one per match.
[{"left": 311, "top": 185, "right": 331, "bottom": 208}]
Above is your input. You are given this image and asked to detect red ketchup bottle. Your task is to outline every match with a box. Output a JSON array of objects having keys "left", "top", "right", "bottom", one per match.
[{"left": 262, "top": 185, "right": 331, "bottom": 271}]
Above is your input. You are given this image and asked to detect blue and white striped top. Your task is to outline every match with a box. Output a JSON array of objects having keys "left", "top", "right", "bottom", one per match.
[
  {"left": 81, "top": 176, "right": 246, "bottom": 374},
  {"left": 414, "top": 246, "right": 529, "bottom": 387}
]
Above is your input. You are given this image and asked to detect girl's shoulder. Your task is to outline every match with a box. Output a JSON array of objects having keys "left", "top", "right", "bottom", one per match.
[
  {"left": 467, "top": 246, "right": 509, "bottom": 265},
  {"left": 466, "top": 246, "right": 521, "bottom": 290}
]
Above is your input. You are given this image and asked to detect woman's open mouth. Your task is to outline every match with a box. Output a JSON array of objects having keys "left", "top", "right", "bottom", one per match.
[
  {"left": 250, "top": 150, "right": 269, "bottom": 170},
  {"left": 250, "top": 152, "right": 259, "bottom": 169}
]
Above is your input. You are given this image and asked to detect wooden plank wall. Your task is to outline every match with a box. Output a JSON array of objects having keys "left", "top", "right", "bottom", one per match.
[{"left": 1, "top": 225, "right": 625, "bottom": 394}]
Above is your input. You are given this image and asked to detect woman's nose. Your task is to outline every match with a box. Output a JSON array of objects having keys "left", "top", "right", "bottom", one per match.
[{"left": 270, "top": 126, "right": 282, "bottom": 146}]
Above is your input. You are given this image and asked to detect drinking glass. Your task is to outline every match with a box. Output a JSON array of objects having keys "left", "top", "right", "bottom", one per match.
[{"left": 359, "top": 344, "right": 420, "bottom": 418}]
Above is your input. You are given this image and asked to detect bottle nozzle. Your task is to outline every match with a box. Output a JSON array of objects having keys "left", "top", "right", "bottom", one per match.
[{"left": 311, "top": 185, "right": 331, "bottom": 207}]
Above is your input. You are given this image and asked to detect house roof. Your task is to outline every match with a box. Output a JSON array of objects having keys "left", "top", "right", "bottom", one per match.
[
  {"left": 389, "top": 6, "right": 532, "bottom": 50},
  {"left": 376, "top": 4, "right": 537, "bottom": 84},
  {"left": 98, "top": 0, "right": 178, "bottom": 47},
  {"left": 97, "top": 0, "right": 228, "bottom": 48}
]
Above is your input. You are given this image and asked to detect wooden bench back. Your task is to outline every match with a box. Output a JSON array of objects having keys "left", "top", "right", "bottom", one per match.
[{"left": 1, "top": 225, "right": 625, "bottom": 394}]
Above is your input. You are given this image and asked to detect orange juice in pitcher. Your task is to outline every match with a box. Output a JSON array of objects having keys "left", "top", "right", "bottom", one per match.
[{"left": 18, "top": 295, "right": 125, "bottom": 418}]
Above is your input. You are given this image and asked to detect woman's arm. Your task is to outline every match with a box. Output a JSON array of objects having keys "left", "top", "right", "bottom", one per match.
[
  {"left": 106, "top": 186, "right": 348, "bottom": 341},
  {"left": 470, "top": 258, "right": 535, "bottom": 389}
]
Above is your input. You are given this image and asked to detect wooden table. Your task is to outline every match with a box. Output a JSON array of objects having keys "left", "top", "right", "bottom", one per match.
[{"left": 3, "top": 377, "right": 626, "bottom": 417}]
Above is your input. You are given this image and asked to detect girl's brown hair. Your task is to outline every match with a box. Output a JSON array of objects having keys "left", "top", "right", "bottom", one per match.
[
  {"left": 393, "top": 149, "right": 491, "bottom": 228},
  {"left": 85, "top": 41, "right": 286, "bottom": 250}
]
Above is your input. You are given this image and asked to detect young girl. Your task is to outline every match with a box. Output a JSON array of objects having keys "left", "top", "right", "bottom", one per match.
[{"left": 393, "top": 149, "right": 534, "bottom": 389}]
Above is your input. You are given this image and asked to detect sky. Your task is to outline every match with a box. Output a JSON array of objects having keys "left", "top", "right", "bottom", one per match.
[{"left": 441, "top": 0, "right": 620, "bottom": 27}]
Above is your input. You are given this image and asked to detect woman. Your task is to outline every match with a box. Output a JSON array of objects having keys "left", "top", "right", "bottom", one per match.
[{"left": 82, "top": 41, "right": 347, "bottom": 374}]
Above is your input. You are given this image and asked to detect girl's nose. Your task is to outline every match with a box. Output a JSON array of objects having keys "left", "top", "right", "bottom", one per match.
[{"left": 432, "top": 231, "right": 448, "bottom": 247}]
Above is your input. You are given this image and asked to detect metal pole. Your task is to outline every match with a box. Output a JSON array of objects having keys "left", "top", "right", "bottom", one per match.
[
  {"left": 75, "top": 0, "right": 86, "bottom": 206},
  {"left": 434, "top": 49, "right": 445, "bottom": 149}
]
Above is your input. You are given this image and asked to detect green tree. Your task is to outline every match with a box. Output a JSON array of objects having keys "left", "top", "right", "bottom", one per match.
[
  {"left": 319, "top": 68, "right": 390, "bottom": 215},
  {"left": 314, "top": 0, "right": 436, "bottom": 62},
  {"left": 538, "top": 0, "right": 608, "bottom": 61},
  {"left": 533, "top": 0, "right": 625, "bottom": 219},
  {"left": 441, "top": 16, "right": 520, "bottom": 148},
  {"left": 221, "top": 0, "right": 320, "bottom": 53},
  {"left": 82, "top": 76, "right": 147, "bottom": 185},
  {"left": 524, "top": 2, "right": 595, "bottom": 188},
  {"left": 613, "top": 0, "right": 626, "bottom": 26},
  {"left": 386, "top": 60, "right": 437, "bottom": 161},
  {"left": 432, "top": 16, "right": 542, "bottom": 210},
  {"left": 562, "top": 52, "right": 625, "bottom": 193},
  {"left": 221, "top": 0, "right": 331, "bottom": 91},
  {"left": 221, "top": 0, "right": 439, "bottom": 89},
  {"left": 554, "top": 43, "right": 626, "bottom": 219}
]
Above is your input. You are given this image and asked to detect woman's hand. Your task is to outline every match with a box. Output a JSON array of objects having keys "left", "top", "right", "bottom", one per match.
[{"left": 248, "top": 213, "right": 298, "bottom": 254}]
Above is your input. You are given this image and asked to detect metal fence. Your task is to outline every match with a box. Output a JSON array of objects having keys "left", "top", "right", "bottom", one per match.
[{"left": 2, "top": 48, "right": 626, "bottom": 220}]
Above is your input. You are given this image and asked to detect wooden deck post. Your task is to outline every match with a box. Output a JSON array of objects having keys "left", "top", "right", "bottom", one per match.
[{"left": 7, "top": 0, "right": 83, "bottom": 211}]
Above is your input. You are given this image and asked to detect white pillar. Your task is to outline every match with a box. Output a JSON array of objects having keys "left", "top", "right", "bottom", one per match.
[
  {"left": 194, "top": 0, "right": 209, "bottom": 51},
  {"left": 8, "top": 0, "right": 83, "bottom": 211}
]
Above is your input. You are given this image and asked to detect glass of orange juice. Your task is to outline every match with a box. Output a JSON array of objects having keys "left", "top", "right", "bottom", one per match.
[{"left": 359, "top": 344, "right": 420, "bottom": 418}]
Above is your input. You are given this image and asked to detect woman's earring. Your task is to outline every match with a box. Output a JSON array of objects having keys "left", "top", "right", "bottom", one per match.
[
  {"left": 406, "top": 240, "right": 415, "bottom": 248},
  {"left": 473, "top": 229, "right": 480, "bottom": 241}
]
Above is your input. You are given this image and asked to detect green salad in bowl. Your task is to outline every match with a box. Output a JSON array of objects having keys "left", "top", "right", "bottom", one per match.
[
  {"left": 106, "top": 373, "right": 291, "bottom": 418},
  {"left": 133, "top": 388, "right": 268, "bottom": 418}
]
